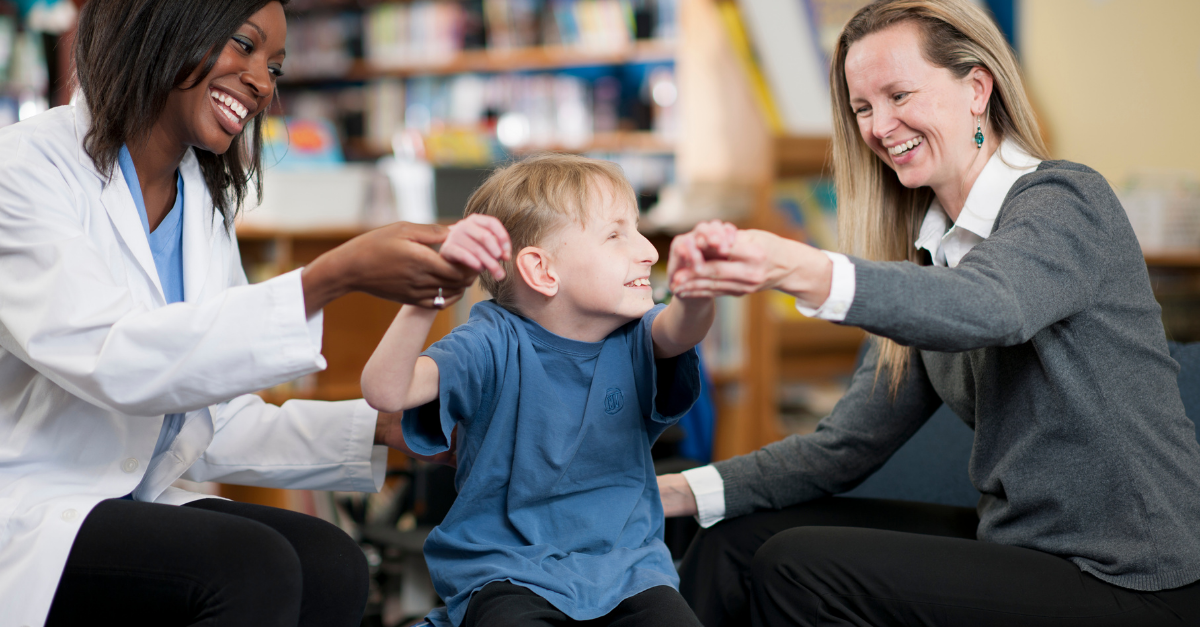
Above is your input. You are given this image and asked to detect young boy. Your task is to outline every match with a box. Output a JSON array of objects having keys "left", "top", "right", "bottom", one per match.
[{"left": 362, "top": 154, "right": 733, "bottom": 627}]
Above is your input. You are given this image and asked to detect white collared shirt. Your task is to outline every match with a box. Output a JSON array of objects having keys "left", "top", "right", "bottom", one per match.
[{"left": 681, "top": 141, "right": 1041, "bottom": 528}]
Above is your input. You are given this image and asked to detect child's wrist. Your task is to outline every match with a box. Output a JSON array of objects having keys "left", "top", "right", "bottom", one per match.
[
  {"left": 672, "top": 293, "right": 715, "bottom": 309},
  {"left": 404, "top": 303, "right": 442, "bottom": 318}
]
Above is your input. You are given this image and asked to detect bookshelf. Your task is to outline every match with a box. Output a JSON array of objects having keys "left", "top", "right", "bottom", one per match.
[
  {"left": 0, "top": 0, "right": 75, "bottom": 129},
  {"left": 282, "top": 40, "right": 677, "bottom": 84},
  {"left": 277, "top": 0, "right": 681, "bottom": 162}
]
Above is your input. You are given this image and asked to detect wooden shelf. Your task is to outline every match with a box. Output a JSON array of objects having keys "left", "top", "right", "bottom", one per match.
[
  {"left": 511, "top": 131, "right": 676, "bottom": 155},
  {"left": 235, "top": 224, "right": 370, "bottom": 241},
  {"left": 774, "top": 135, "right": 833, "bottom": 178},
  {"left": 256, "top": 382, "right": 365, "bottom": 406},
  {"left": 1145, "top": 251, "right": 1200, "bottom": 268},
  {"left": 280, "top": 40, "right": 676, "bottom": 85},
  {"left": 345, "top": 131, "right": 675, "bottom": 162}
]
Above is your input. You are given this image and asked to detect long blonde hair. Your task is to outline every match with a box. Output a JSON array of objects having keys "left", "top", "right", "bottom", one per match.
[{"left": 830, "top": 0, "right": 1049, "bottom": 395}]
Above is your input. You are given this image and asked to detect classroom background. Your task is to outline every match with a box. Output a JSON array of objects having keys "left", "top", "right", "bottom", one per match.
[{"left": 2, "top": 0, "right": 1198, "bottom": 624}]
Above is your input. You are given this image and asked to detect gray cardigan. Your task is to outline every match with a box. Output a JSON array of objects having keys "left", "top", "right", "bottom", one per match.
[{"left": 714, "top": 161, "right": 1200, "bottom": 592}]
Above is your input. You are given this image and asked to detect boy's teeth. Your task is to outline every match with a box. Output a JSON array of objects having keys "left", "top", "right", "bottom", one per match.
[{"left": 627, "top": 278, "right": 650, "bottom": 287}]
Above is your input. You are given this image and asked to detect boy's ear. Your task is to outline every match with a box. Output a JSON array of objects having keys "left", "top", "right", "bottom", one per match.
[{"left": 516, "top": 246, "right": 558, "bottom": 297}]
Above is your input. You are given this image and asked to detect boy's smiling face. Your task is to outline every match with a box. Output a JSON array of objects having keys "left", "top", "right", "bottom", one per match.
[{"left": 548, "top": 181, "right": 659, "bottom": 329}]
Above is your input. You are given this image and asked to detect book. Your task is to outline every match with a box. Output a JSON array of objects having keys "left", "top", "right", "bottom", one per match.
[
  {"left": 735, "top": 0, "right": 833, "bottom": 134},
  {"left": 716, "top": 0, "right": 783, "bottom": 133}
]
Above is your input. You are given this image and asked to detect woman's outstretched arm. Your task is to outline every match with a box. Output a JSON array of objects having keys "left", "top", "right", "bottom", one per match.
[
  {"left": 670, "top": 229, "right": 834, "bottom": 310},
  {"left": 302, "top": 222, "right": 477, "bottom": 317}
]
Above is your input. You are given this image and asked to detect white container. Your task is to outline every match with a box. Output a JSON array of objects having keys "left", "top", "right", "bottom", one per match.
[
  {"left": 1119, "top": 170, "right": 1200, "bottom": 253},
  {"left": 240, "top": 164, "right": 373, "bottom": 230}
]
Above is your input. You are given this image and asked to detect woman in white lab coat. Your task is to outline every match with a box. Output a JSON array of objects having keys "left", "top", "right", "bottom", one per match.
[{"left": 0, "top": 1, "right": 476, "bottom": 625}]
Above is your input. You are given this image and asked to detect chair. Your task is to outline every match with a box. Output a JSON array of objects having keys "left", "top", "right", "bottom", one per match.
[{"left": 843, "top": 341, "right": 1200, "bottom": 507}]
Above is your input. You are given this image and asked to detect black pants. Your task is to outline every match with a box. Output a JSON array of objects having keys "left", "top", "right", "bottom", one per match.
[
  {"left": 463, "top": 581, "right": 703, "bottom": 627},
  {"left": 678, "top": 497, "right": 1200, "bottom": 627},
  {"left": 45, "top": 497, "right": 369, "bottom": 627}
]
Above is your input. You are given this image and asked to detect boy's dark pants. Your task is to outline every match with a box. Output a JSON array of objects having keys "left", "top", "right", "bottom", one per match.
[{"left": 462, "top": 581, "right": 703, "bottom": 627}]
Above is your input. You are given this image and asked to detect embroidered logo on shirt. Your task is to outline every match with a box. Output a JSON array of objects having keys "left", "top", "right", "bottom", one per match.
[{"left": 604, "top": 388, "right": 624, "bottom": 414}]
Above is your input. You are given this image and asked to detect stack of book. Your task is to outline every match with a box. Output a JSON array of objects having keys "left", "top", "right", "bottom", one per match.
[
  {"left": 362, "top": 0, "right": 679, "bottom": 67},
  {"left": 284, "top": 12, "right": 360, "bottom": 79},
  {"left": 366, "top": 1, "right": 478, "bottom": 68}
]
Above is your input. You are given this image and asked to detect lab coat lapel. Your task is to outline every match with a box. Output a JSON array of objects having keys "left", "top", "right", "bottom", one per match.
[
  {"left": 100, "top": 163, "right": 166, "bottom": 303},
  {"left": 73, "top": 106, "right": 166, "bottom": 303},
  {"left": 179, "top": 149, "right": 214, "bottom": 302}
]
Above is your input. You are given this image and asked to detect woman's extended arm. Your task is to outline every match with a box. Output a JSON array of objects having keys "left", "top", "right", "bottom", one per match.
[
  {"left": 674, "top": 170, "right": 1114, "bottom": 352},
  {"left": 301, "top": 222, "right": 477, "bottom": 317},
  {"left": 670, "top": 229, "right": 834, "bottom": 310},
  {"left": 659, "top": 340, "right": 943, "bottom": 521}
]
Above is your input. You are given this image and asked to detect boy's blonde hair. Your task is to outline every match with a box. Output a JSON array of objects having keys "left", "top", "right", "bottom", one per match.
[{"left": 463, "top": 153, "right": 637, "bottom": 308}]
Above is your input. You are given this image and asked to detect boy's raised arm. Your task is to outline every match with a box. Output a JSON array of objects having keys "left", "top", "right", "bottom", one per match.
[
  {"left": 363, "top": 214, "right": 512, "bottom": 413},
  {"left": 652, "top": 295, "right": 715, "bottom": 359},
  {"left": 652, "top": 221, "right": 737, "bottom": 358},
  {"left": 362, "top": 306, "right": 442, "bottom": 413}
]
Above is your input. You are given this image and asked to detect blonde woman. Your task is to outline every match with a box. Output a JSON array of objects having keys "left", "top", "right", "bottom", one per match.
[{"left": 656, "top": 0, "right": 1200, "bottom": 625}]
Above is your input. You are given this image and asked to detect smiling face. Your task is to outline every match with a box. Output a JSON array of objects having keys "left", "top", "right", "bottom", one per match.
[
  {"left": 845, "top": 21, "right": 990, "bottom": 194},
  {"left": 547, "top": 181, "right": 659, "bottom": 329},
  {"left": 158, "top": 1, "right": 287, "bottom": 155}
]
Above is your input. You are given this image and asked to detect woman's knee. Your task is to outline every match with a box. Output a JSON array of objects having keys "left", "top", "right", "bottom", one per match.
[
  {"left": 749, "top": 526, "right": 844, "bottom": 591},
  {"left": 293, "top": 513, "right": 370, "bottom": 597},
  {"left": 186, "top": 498, "right": 369, "bottom": 615},
  {"left": 215, "top": 518, "right": 305, "bottom": 601},
  {"left": 267, "top": 509, "right": 370, "bottom": 626}
]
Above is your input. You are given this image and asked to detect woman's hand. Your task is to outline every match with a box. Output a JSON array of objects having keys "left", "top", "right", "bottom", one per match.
[
  {"left": 671, "top": 229, "right": 834, "bottom": 309},
  {"left": 374, "top": 410, "right": 458, "bottom": 467},
  {"left": 666, "top": 220, "right": 738, "bottom": 295},
  {"left": 440, "top": 214, "right": 512, "bottom": 281},
  {"left": 658, "top": 473, "right": 699, "bottom": 518},
  {"left": 301, "top": 222, "right": 477, "bottom": 316}
]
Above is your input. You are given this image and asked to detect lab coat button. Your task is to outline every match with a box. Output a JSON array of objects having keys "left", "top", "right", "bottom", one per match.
[
  {"left": 121, "top": 458, "right": 139, "bottom": 473},
  {"left": 61, "top": 509, "right": 78, "bottom": 522}
]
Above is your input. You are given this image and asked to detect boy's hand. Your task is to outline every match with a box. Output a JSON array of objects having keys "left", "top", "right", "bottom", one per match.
[
  {"left": 440, "top": 214, "right": 512, "bottom": 281},
  {"left": 667, "top": 220, "right": 738, "bottom": 295}
]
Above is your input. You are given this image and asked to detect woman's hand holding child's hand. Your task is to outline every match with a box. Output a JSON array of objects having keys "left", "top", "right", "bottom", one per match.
[
  {"left": 440, "top": 214, "right": 513, "bottom": 282},
  {"left": 667, "top": 220, "right": 738, "bottom": 297}
]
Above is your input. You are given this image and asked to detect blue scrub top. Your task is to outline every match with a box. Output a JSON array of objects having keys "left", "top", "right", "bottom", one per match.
[
  {"left": 117, "top": 145, "right": 186, "bottom": 463},
  {"left": 403, "top": 301, "right": 701, "bottom": 626}
]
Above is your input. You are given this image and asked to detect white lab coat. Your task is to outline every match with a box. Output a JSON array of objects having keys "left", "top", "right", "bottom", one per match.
[{"left": 0, "top": 105, "right": 388, "bottom": 627}]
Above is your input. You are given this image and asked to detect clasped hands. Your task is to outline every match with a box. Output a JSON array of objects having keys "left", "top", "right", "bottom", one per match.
[
  {"left": 433, "top": 215, "right": 754, "bottom": 302},
  {"left": 668, "top": 227, "right": 834, "bottom": 308}
]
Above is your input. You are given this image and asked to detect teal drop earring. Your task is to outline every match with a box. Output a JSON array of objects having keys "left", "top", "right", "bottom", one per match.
[{"left": 974, "top": 116, "right": 984, "bottom": 149}]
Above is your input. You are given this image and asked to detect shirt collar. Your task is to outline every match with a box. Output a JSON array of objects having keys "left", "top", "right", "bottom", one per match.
[
  {"left": 914, "top": 200, "right": 950, "bottom": 255},
  {"left": 915, "top": 140, "right": 1041, "bottom": 247}
]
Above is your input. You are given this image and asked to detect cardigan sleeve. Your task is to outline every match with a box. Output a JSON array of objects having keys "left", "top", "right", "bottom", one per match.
[
  {"left": 713, "top": 340, "right": 943, "bottom": 519},
  {"left": 841, "top": 165, "right": 1117, "bottom": 352}
]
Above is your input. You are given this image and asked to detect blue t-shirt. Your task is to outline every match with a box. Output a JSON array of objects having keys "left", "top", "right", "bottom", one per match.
[
  {"left": 403, "top": 301, "right": 701, "bottom": 627},
  {"left": 117, "top": 145, "right": 186, "bottom": 463}
]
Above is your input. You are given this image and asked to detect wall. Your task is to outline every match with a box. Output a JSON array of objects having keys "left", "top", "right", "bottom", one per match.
[{"left": 1021, "top": 0, "right": 1200, "bottom": 187}]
